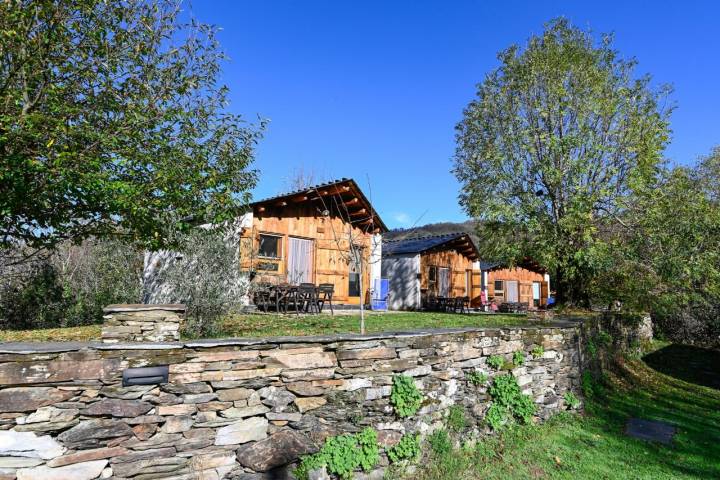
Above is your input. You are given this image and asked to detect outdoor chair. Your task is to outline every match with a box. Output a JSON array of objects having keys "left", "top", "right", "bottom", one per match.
[
  {"left": 450, "top": 297, "right": 463, "bottom": 313},
  {"left": 298, "top": 283, "right": 320, "bottom": 314},
  {"left": 459, "top": 296, "right": 470, "bottom": 314},
  {"left": 425, "top": 295, "right": 437, "bottom": 311},
  {"left": 276, "top": 284, "right": 300, "bottom": 315},
  {"left": 317, "top": 283, "right": 335, "bottom": 315},
  {"left": 252, "top": 283, "right": 273, "bottom": 313}
]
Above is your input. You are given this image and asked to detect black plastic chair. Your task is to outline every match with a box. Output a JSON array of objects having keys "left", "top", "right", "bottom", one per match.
[{"left": 317, "top": 283, "right": 335, "bottom": 315}]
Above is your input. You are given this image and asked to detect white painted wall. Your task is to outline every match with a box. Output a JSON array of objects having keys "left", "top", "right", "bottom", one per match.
[
  {"left": 370, "top": 233, "right": 383, "bottom": 291},
  {"left": 382, "top": 254, "right": 421, "bottom": 310}
]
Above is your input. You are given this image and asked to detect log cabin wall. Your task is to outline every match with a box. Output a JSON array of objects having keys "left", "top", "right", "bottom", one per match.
[
  {"left": 419, "top": 250, "right": 476, "bottom": 298},
  {"left": 486, "top": 267, "right": 548, "bottom": 308},
  {"left": 240, "top": 202, "right": 373, "bottom": 305}
]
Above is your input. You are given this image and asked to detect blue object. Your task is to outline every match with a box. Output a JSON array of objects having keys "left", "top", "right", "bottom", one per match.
[{"left": 371, "top": 278, "right": 389, "bottom": 310}]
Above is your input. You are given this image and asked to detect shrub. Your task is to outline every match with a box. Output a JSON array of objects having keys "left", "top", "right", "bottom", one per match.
[
  {"left": 391, "top": 375, "right": 423, "bottom": 418},
  {"left": 486, "top": 374, "right": 536, "bottom": 430},
  {"left": 531, "top": 345, "right": 544, "bottom": 359},
  {"left": 151, "top": 225, "right": 248, "bottom": 337},
  {"left": 295, "top": 428, "right": 379, "bottom": 480},
  {"left": 582, "top": 371, "right": 595, "bottom": 399},
  {"left": 387, "top": 433, "right": 421, "bottom": 463},
  {"left": 0, "top": 239, "right": 142, "bottom": 330},
  {"left": 586, "top": 340, "right": 598, "bottom": 359},
  {"left": 597, "top": 331, "right": 613, "bottom": 347},
  {"left": 427, "top": 429, "right": 452, "bottom": 457},
  {"left": 466, "top": 370, "right": 488, "bottom": 386},
  {"left": 512, "top": 351, "right": 525, "bottom": 366},
  {"left": 487, "top": 355, "right": 505, "bottom": 370},
  {"left": 564, "top": 391, "right": 581, "bottom": 410},
  {"left": 447, "top": 405, "right": 467, "bottom": 432},
  {"left": 485, "top": 403, "right": 510, "bottom": 430}
]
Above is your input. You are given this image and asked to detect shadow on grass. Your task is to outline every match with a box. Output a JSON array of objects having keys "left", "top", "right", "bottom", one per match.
[{"left": 643, "top": 344, "right": 720, "bottom": 390}]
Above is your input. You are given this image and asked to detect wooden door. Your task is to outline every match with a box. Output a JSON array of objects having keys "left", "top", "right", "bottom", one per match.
[
  {"left": 439, "top": 268, "right": 450, "bottom": 297},
  {"left": 471, "top": 271, "right": 482, "bottom": 307},
  {"left": 506, "top": 280, "right": 519, "bottom": 302},
  {"left": 287, "top": 237, "right": 314, "bottom": 284},
  {"left": 519, "top": 282, "right": 533, "bottom": 306}
]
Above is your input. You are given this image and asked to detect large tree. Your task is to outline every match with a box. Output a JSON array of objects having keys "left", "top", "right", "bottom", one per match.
[
  {"left": 454, "top": 18, "right": 672, "bottom": 304},
  {"left": 0, "top": 0, "right": 262, "bottom": 256},
  {"left": 600, "top": 150, "right": 720, "bottom": 344}
]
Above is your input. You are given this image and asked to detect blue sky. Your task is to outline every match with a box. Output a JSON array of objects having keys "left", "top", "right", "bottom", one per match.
[{"left": 190, "top": 1, "right": 720, "bottom": 229}]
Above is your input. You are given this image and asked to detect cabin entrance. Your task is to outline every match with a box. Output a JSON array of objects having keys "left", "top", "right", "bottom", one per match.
[
  {"left": 506, "top": 280, "right": 519, "bottom": 302},
  {"left": 287, "top": 237, "right": 314, "bottom": 284},
  {"left": 438, "top": 267, "right": 450, "bottom": 297}
]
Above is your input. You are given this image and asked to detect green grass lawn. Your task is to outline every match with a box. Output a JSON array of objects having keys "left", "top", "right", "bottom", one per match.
[
  {"left": 0, "top": 311, "right": 530, "bottom": 342},
  {"left": 409, "top": 342, "right": 720, "bottom": 480},
  {"left": 209, "top": 311, "right": 531, "bottom": 339}
]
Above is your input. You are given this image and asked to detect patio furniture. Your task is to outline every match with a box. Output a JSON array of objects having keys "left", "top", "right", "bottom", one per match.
[
  {"left": 252, "top": 283, "right": 273, "bottom": 312},
  {"left": 298, "top": 283, "right": 320, "bottom": 314},
  {"left": 459, "top": 296, "right": 470, "bottom": 314},
  {"left": 275, "top": 284, "right": 300, "bottom": 315},
  {"left": 317, "top": 283, "right": 335, "bottom": 315}
]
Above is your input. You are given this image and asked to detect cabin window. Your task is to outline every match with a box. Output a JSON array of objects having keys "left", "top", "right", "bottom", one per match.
[
  {"left": 258, "top": 234, "right": 282, "bottom": 259},
  {"left": 428, "top": 266, "right": 437, "bottom": 292},
  {"left": 494, "top": 280, "right": 505, "bottom": 300}
]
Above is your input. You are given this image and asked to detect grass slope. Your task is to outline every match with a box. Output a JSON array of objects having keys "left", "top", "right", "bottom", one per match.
[
  {"left": 0, "top": 312, "right": 529, "bottom": 342},
  {"left": 412, "top": 343, "right": 720, "bottom": 480}
]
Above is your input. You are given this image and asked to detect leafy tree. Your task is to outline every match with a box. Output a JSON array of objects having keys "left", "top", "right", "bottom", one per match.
[
  {"left": 597, "top": 152, "right": 720, "bottom": 345},
  {"left": 0, "top": 0, "right": 262, "bottom": 256},
  {"left": 453, "top": 18, "right": 672, "bottom": 304}
]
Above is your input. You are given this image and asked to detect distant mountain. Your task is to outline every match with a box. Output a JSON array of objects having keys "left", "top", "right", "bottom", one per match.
[{"left": 384, "top": 220, "right": 480, "bottom": 246}]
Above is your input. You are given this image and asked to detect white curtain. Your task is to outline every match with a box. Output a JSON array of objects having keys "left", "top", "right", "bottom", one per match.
[
  {"left": 288, "top": 237, "right": 313, "bottom": 284},
  {"left": 439, "top": 267, "right": 450, "bottom": 297},
  {"left": 506, "top": 280, "right": 519, "bottom": 302}
]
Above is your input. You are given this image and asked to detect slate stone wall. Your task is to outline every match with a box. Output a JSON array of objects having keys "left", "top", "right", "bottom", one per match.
[
  {"left": 101, "top": 305, "right": 185, "bottom": 343},
  {"left": 0, "top": 323, "right": 585, "bottom": 480}
]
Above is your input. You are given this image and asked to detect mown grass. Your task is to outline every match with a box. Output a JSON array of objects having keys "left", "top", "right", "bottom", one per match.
[
  {"left": 0, "top": 324, "right": 102, "bottom": 342},
  {"left": 405, "top": 342, "right": 720, "bottom": 480},
  {"left": 208, "top": 311, "right": 531, "bottom": 339},
  {"left": 0, "top": 311, "right": 530, "bottom": 342}
]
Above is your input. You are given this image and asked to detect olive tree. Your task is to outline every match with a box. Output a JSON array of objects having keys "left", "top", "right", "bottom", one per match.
[{"left": 453, "top": 18, "right": 672, "bottom": 305}]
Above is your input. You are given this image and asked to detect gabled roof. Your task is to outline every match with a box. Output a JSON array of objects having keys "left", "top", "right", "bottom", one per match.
[
  {"left": 383, "top": 233, "right": 480, "bottom": 261},
  {"left": 251, "top": 178, "right": 388, "bottom": 233}
]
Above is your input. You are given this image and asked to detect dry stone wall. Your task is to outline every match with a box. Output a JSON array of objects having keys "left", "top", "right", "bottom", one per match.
[
  {"left": 0, "top": 323, "right": 584, "bottom": 480},
  {"left": 101, "top": 305, "right": 185, "bottom": 343}
]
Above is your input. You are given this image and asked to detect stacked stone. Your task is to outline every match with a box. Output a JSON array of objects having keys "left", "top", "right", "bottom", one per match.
[
  {"left": 101, "top": 305, "right": 185, "bottom": 343},
  {"left": 0, "top": 324, "right": 588, "bottom": 480}
]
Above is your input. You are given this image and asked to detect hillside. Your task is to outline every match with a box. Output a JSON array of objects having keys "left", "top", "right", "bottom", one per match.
[{"left": 383, "top": 220, "right": 480, "bottom": 246}]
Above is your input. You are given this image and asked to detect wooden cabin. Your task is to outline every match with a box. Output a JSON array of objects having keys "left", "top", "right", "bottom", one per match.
[
  {"left": 382, "top": 233, "right": 480, "bottom": 310},
  {"left": 478, "top": 260, "right": 550, "bottom": 309},
  {"left": 382, "top": 233, "right": 551, "bottom": 311},
  {"left": 238, "top": 178, "right": 387, "bottom": 306}
]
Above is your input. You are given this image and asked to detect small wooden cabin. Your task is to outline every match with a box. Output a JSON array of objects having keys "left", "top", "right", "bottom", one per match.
[
  {"left": 239, "top": 178, "right": 387, "bottom": 306},
  {"left": 382, "top": 233, "right": 480, "bottom": 310},
  {"left": 382, "top": 233, "right": 551, "bottom": 311},
  {"left": 478, "top": 260, "right": 550, "bottom": 309}
]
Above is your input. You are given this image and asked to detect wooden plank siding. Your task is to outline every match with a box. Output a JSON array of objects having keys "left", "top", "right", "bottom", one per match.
[
  {"left": 240, "top": 202, "right": 373, "bottom": 304},
  {"left": 419, "top": 250, "right": 476, "bottom": 298},
  {"left": 486, "top": 267, "right": 548, "bottom": 308}
]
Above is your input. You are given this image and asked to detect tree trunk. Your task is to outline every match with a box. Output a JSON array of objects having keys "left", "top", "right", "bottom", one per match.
[{"left": 359, "top": 257, "right": 365, "bottom": 334}]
